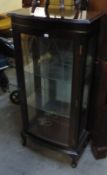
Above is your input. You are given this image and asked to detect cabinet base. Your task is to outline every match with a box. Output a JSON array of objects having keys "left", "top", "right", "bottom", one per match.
[
  {"left": 21, "top": 130, "right": 89, "bottom": 167},
  {"left": 91, "top": 144, "right": 107, "bottom": 159}
]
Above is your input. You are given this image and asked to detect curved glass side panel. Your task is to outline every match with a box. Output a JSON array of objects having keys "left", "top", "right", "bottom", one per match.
[{"left": 21, "top": 34, "right": 73, "bottom": 147}]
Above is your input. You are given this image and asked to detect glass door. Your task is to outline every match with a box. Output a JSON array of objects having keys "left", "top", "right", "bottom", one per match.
[{"left": 21, "top": 34, "right": 73, "bottom": 147}]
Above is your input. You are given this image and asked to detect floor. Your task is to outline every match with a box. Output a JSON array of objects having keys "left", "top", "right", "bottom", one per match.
[{"left": 0, "top": 68, "right": 107, "bottom": 175}]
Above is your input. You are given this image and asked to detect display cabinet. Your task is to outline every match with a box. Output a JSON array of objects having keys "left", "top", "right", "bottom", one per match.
[{"left": 9, "top": 7, "right": 103, "bottom": 167}]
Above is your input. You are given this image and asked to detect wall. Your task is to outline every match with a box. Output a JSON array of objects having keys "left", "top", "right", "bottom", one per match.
[{"left": 0, "top": 0, "right": 22, "bottom": 14}]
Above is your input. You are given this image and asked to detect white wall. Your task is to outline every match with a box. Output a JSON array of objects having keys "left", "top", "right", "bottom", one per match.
[{"left": 0, "top": 0, "right": 22, "bottom": 14}]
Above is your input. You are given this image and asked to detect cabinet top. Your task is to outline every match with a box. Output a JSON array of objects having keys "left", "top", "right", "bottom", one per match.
[
  {"left": 8, "top": 7, "right": 105, "bottom": 34},
  {"left": 9, "top": 7, "right": 104, "bottom": 24}
]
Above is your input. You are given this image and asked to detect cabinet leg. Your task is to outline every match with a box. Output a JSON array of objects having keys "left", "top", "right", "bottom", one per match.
[
  {"left": 21, "top": 132, "right": 27, "bottom": 146},
  {"left": 70, "top": 157, "right": 78, "bottom": 168}
]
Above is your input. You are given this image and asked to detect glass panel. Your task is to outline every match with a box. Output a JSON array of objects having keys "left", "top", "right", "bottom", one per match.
[
  {"left": 79, "top": 38, "right": 96, "bottom": 137},
  {"left": 21, "top": 34, "right": 73, "bottom": 146}
]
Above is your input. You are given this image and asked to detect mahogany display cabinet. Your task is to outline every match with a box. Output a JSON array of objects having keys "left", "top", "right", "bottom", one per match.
[{"left": 9, "top": 7, "right": 104, "bottom": 167}]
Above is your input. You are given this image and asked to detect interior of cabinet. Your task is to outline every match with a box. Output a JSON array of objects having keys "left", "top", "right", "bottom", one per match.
[{"left": 21, "top": 34, "right": 74, "bottom": 146}]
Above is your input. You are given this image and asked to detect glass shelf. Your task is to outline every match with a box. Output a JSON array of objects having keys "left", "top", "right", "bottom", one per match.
[{"left": 27, "top": 92, "right": 71, "bottom": 118}]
